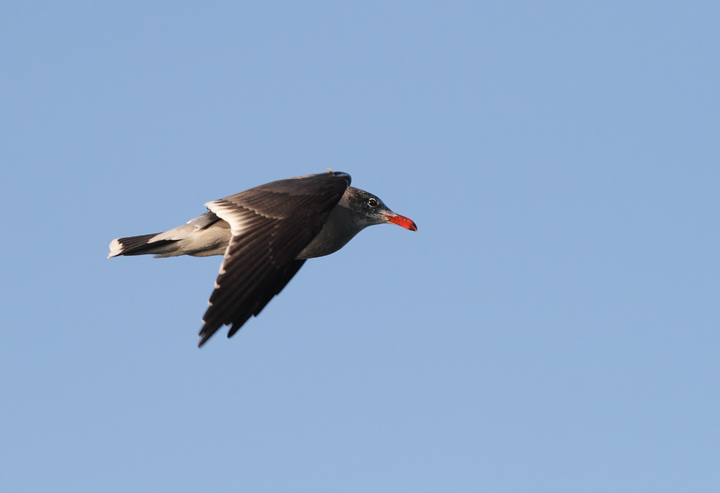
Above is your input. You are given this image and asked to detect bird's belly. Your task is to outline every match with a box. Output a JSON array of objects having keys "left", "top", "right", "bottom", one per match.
[{"left": 296, "top": 229, "right": 355, "bottom": 259}]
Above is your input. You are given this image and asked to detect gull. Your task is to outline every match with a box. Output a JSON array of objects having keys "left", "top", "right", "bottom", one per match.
[{"left": 108, "top": 171, "right": 417, "bottom": 346}]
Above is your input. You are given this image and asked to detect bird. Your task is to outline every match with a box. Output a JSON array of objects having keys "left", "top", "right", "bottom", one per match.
[{"left": 108, "top": 171, "right": 417, "bottom": 347}]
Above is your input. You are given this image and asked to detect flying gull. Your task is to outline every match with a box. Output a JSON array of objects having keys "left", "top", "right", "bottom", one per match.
[{"left": 108, "top": 171, "right": 417, "bottom": 347}]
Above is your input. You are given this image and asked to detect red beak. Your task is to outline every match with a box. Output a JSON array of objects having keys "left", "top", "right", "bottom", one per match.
[{"left": 383, "top": 212, "right": 418, "bottom": 231}]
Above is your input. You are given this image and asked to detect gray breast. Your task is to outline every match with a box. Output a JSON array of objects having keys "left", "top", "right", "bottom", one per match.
[{"left": 296, "top": 203, "right": 362, "bottom": 259}]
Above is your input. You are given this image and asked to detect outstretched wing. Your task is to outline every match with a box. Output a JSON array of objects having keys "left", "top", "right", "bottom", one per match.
[{"left": 197, "top": 172, "right": 350, "bottom": 347}]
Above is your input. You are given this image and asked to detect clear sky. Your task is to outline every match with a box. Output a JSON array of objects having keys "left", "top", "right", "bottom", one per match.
[{"left": 1, "top": 1, "right": 719, "bottom": 491}]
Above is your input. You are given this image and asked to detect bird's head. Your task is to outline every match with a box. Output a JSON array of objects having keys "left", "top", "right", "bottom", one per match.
[{"left": 344, "top": 187, "right": 418, "bottom": 232}]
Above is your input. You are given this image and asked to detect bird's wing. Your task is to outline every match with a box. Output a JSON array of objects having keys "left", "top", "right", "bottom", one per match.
[{"left": 197, "top": 172, "right": 350, "bottom": 347}]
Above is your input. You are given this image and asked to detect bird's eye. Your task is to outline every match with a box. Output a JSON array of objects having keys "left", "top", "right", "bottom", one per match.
[{"left": 368, "top": 198, "right": 379, "bottom": 208}]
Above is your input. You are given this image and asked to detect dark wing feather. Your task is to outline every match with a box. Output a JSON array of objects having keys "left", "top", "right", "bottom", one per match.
[{"left": 197, "top": 172, "right": 350, "bottom": 347}]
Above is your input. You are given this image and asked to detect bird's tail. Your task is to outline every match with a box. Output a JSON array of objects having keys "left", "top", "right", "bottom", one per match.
[
  {"left": 108, "top": 212, "right": 231, "bottom": 259},
  {"left": 107, "top": 233, "right": 180, "bottom": 258}
]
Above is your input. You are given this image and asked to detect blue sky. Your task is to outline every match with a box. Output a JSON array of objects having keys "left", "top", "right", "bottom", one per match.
[{"left": 1, "top": 1, "right": 719, "bottom": 491}]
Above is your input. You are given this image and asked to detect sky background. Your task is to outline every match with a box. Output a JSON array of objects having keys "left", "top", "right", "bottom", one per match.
[{"left": 1, "top": 1, "right": 719, "bottom": 491}]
